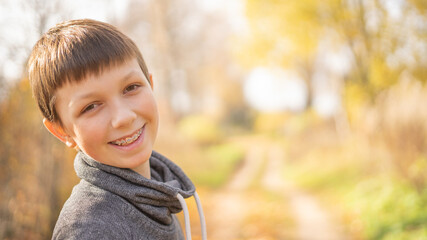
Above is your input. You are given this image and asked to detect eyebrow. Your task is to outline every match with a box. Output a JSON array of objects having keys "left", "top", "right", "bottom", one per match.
[{"left": 68, "top": 70, "right": 140, "bottom": 107}]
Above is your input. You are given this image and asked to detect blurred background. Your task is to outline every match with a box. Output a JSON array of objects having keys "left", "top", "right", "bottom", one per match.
[{"left": 0, "top": 0, "right": 426, "bottom": 239}]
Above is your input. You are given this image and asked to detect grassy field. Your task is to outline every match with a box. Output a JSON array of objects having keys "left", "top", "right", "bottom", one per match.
[
  {"left": 155, "top": 110, "right": 427, "bottom": 239},
  {"left": 282, "top": 122, "right": 427, "bottom": 240}
]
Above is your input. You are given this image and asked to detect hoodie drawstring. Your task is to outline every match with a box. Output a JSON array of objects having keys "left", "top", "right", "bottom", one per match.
[
  {"left": 194, "top": 192, "right": 207, "bottom": 240},
  {"left": 177, "top": 192, "right": 207, "bottom": 240}
]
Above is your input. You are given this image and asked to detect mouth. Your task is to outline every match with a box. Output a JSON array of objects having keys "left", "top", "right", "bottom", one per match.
[{"left": 109, "top": 125, "right": 144, "bottom": 146}]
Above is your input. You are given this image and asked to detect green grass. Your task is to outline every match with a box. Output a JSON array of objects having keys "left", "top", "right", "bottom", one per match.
[
  {"left": 345, "top": 177, "right": 427, "bottom": 240},
  {"left": 284, "top": 158, "right": 427, "bottom": 240},
  {"left": 191, "top": 143, "right": 244, "bottom": 188}
]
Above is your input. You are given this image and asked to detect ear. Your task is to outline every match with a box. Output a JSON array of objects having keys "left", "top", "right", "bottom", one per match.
[
  {"left": 43, "top": 118, "right": 76, "bottom": 148},
  {"left": 149, "top": 73, "right": 154, "bottom": 90}
]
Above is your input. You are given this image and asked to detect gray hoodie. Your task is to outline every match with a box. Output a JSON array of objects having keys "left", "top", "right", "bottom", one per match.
[{"left": 52, "top": 151, "right": 205, "bottom": 240}]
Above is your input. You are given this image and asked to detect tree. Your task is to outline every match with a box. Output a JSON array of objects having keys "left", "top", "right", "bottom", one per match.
[
  {"left": 0, "top": 79, "right": 77, "bottom": 239},
  {"left": 241, "top": 0, "right": 427, "bottom": 108},
  {"left": 0, "top": 1, "right": 76, "bottom": 238},
  {"left": 120, "top": 0, "right": 244, "bottom": 122},
  {"left": 239, "top": 0, "right": 327, "bottom": 108}
]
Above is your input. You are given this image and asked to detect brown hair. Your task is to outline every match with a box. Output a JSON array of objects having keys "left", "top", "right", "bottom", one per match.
[{"left": 28, "top": 19, "right": 150, "bottom": 123}]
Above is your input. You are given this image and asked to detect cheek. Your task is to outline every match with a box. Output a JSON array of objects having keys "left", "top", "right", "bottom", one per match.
[
  {"left": 147, "top": 100, "right": 159, "bottom": 130},
  {"left": 72, "top": 118, "right": 109, "bottom": 146},
  {"left": 136, "top": 94, "right": 159, "bottom": 137},
  {"left": 136, "top": 93, "right": 159, "bottom": 121},
  {"left": 147, "top": 100, "right": 159, "bottom": 120}
]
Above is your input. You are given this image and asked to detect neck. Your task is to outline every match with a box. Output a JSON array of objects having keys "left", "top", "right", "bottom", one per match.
[{"left": 131, "top": 159, "right": 151, "bottom": 179}]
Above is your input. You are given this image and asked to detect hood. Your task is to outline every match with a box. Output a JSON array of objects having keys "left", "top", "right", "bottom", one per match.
[{"left": 74, "top": 150, "right": 196, "bottom": 225}]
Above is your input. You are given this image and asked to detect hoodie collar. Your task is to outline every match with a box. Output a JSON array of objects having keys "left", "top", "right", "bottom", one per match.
[{"left": 74, "top": 150, "right": 195, "bottom": 225}]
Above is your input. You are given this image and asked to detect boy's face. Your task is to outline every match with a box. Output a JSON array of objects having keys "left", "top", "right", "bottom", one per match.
[{"left": 46, "top": 58, "right": 158, "bottom": 175}]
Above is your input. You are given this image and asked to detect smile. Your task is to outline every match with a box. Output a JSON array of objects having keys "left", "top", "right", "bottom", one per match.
[{"left": 110, "top": 127, "right": 144, "bottom": 146}]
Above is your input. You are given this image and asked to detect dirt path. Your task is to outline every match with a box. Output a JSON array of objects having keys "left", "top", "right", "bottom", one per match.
[
  {"left": 207, "top": 147, "right": 265, "bottom": 240},
  {"left": 262, "top": 143, "right": 349, "bottom": 240},
  {"left": 205, "top": 137, "right": 349, "bottom": 239}
]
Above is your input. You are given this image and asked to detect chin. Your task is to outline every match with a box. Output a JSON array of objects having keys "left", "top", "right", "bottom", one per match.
[{"left": 127, "top": 149, "right": 152, "bottom": 167}]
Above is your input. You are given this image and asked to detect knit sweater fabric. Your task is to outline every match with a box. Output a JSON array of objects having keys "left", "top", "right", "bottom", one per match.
[{"left": 52, "top": 151, "right": 196, "bottom": 240}]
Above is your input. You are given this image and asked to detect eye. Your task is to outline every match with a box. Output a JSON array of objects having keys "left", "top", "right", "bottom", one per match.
[
  {"left": 81, "top": 102, "right": 101, "bottom": 114},
  {"left": 123, "top": 83, "right": 141, "bottom": 94}
]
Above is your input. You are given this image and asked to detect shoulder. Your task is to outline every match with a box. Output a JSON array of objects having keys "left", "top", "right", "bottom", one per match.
[{"left": 52, "top": 180, "right": 131, "bottom": 240}]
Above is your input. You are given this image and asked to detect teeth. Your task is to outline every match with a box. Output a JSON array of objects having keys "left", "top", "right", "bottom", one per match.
[{"left": 112, "top": 128, "right": 143, "bottom": 146}]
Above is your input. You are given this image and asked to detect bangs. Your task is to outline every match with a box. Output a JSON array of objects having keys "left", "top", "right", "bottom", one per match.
[{"left": 46, "top": 24, "right": 136, "bottom": 88}]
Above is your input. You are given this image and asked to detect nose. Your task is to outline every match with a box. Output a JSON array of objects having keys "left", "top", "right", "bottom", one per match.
[{"left": 110, "top": 100, "right": 137, "bottom": 129}]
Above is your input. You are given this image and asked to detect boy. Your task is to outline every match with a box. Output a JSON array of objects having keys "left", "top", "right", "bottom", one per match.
[{"left": 27, "top": 19, "right": 206, "bottom": 240}]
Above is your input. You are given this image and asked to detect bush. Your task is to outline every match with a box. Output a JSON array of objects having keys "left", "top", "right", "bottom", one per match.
[
  {"left": 364, "top": 80, "right": 427, "bottom": 192},
  {"left": 345, "top": 177, "right": 427, "bottom": 240}
]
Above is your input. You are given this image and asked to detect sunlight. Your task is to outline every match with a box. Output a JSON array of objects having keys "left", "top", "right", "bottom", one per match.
[{"left": 244, "top": 67, "right": 307, "bottom": 112}]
